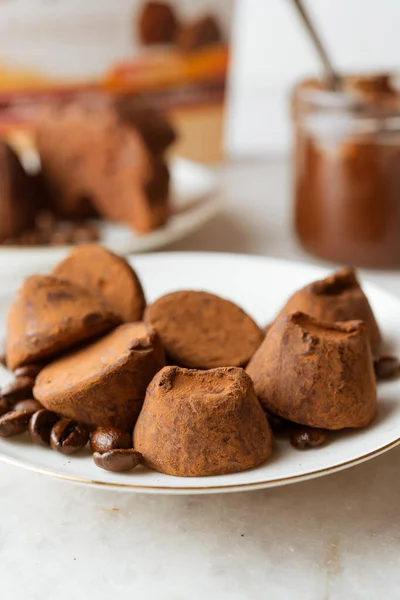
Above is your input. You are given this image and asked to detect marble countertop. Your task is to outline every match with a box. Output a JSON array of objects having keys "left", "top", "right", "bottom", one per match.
[{"left": 2, "top": 160, "right": 400, "bottom": 600}]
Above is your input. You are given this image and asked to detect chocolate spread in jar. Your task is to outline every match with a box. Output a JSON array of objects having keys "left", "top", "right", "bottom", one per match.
[{"left": 293, "top": 74, "right": 400, "bottom": 268}]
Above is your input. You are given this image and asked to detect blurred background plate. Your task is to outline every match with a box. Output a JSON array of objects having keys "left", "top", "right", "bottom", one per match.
[{"left": 0, "top": 158, "right": 222, "bottom": 278}]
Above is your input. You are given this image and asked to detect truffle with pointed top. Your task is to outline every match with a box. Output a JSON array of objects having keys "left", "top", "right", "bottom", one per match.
[
  {"left": 278, "top": 268, "right": 381, "bottom": 352},
  {"left": 246, "top": 311, "right": 377, "bottom": 430},
  {"left": 6, "top": 275, "right": 119, "bottom": 370},
  {"left": 52, "top": 245, "right": 146, "bottom": 323}
]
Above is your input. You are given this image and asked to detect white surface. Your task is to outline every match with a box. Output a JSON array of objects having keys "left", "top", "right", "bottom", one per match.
[
  {"left": 0, "top": 253, "right": 398, "bottom": 494},
  {"left": 0, "top": 158, "right": 222, "bottom": 278},
  {"left": 2, "top": 160, "right": 400, "bottom": 598},
  {"left": 226, "top": 0, "right": 400, "bottom": 155}
]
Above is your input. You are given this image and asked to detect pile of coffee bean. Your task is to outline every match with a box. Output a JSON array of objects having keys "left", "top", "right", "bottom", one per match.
[
  {"left": 3, "top": 211, "right": 99, "bottom": 246},
  {"left": 0, "top": 372, "right": 89, "bottom": 452},
  {"left": 0, "top": 369, "right": 141, "bottom": 472}
]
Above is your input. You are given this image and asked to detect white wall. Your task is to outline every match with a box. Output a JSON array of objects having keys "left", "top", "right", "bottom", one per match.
[
  {"left": 0, "top": 0, "right": 234, "bottom": 78},
  {"left": 226, "top": 0, "right": 400, "bottom": 157}
]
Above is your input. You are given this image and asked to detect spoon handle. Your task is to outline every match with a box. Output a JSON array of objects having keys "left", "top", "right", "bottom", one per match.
[{"left": 292, "top": 0, "right": 340, "bottom": 90}]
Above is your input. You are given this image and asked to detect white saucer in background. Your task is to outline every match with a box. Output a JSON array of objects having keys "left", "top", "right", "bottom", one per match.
[{"left": 0, "top": 158, "right": 222, "bottom": 279}]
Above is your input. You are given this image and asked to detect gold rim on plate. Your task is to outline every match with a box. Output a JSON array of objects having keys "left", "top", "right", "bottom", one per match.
[{"left": 0, "top": 436, "right": 398, "bottom": 493}]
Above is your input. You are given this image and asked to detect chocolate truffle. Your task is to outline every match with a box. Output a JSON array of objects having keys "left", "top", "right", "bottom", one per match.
[
  {"left": 133, "top": 366, "right": 273, "bottom": 477},
  {"left": 0, "top": 141, "right": 37, "bottom": 242},
  {"left": 279, "top": 268, "right": 381, "bottom": 352},
  {"left": 34, "top": 323, "right": 166, "bottom": 430},
  {"left": 6, "top": 275, "right": 119, "bottom": 370},
  {"left": 177, "top": 15, "right": 223, "bottom": 53},
  {"left": 144, "top": 290, "right": 263, "bottom": 369},
  {"left": 35, "top": 104, "right": 170, "bottom": 232},
  {"left": 52, "top": 245, "right": 146, "bottom": 323},
  {"left": 246, "top": 312, "right": 377, "bottom": 430},
  {"left": 138, "top": 1, "right": 179, "bottom": 45},
  {"left": 115, "top": 101, "right": 177, "bottom": 155}
]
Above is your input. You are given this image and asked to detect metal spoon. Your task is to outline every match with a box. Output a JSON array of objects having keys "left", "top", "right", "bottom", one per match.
[{"left": 291, "top": 0, "right": 340, "bottom": 90}]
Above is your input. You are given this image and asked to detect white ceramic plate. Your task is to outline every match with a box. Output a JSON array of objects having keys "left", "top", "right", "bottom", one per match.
[
  {"left": 0, "top": 252, "right": 399, "bottom": 495},
  {"left": 0, "top": 158, "right": 222, "bottom": 277}
]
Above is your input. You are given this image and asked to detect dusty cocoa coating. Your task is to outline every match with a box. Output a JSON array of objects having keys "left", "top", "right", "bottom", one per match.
[
  {"left": 35, "top": 104, "right": 170, "bottom": 233},
  {"left": 52, "top": 245, "right": 146, "bottom": 323},
  {"left": 246, "top": 312, "right": 377, "bottom": 430},
  {"left": 0, "top": 142, "right": 37, "bottom": 242},
  {"left": 34, "top": 323, "right": 166, "bottom": 430},
  {"left": 6, "top": 275, "right": 119, "bottom": 371},
  {"left": 115, "top": 101, "right": 177, "bottom": 155},
  {"left": 133, "top": 366, "right": 273, "bottom": 477},
  {"left": 145, "top": 291, "right": 263, "bottom": 369},
  {"left": 138, "top": 1, "right": 179, "bottom": 45},
  {"left": 279, "top": 268, "right": 382, "bottom": 352}
]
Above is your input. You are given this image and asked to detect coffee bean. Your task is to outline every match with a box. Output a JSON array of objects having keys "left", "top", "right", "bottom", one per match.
[
  {"left": 0, "top": 398, "right": 10, "bottom": 417},
  {"left": 0, "top": 353, "right": 6, "bottom": 367},
  {"left": 14, "top": 399, "right": 43, "bottom": 413},
  {"left": 71, "top": 224, "right": 99, "bottom": 244},
  {"left": 267, "top": 413, "right": 292, "bottom": 436},
  {"left": 90, "top": 427, "right": 132, "bottom": 454},
  {"left": 2, "top": 376, "right": 35, "bottom": 403},
  {"left": 3, "top": 237, "right": 19, "bottom": 245},
  {"left": 14, "top": 364, "right": 43, "bottom": 379},
  {"left": 50, "top": 419, "right": 89, "bottom": 454},
  {"left": 93, "top": 449, "right": 142, "bottom": 472},
  {"left": 29, "top": 410, "right": 59, "bottom": 446},
  {"left": 49, "top": 228, "right": 74, "bottom": 246},
  {"left": 5, "top": 211, "right": 99, "bottom": 248},
  {"left": 35, "top": 210, "right": 56, "bottom": 233},
  {"left": 18, "top": 230, "right": 44, "bottom": 246},
  {"left": 0, "top": 407, "right": 37, "bottom": 437},
  {"left": 373, "top": 355, "right": 400, "bottom": 380},
  {"left": 290, "top": 427, "right": 328, "bottom": 450}
]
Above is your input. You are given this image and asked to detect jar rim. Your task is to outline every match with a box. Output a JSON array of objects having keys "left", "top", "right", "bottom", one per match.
[{"left": 294, "top": 74, "right": 400, "bottom": 116}]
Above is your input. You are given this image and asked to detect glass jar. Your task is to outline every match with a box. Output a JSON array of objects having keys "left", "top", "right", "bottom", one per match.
[{"left": 292, "top": 75, "right": 400, "bottom": 268}]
